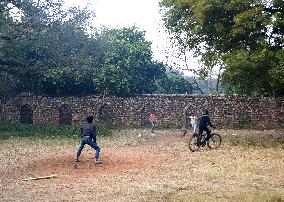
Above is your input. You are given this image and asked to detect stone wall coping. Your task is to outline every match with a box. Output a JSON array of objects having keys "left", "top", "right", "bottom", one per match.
[{"left": 12, "top": 94, "right": 283, "bottom": 100}]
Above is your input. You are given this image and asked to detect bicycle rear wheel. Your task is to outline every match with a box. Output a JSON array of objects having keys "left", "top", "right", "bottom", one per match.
[
  {"left": 188, "top": 134, "right": 200, "bottom": 152},
  {"left": 207, "top": 133, "right": 222, "bottom": 149}
]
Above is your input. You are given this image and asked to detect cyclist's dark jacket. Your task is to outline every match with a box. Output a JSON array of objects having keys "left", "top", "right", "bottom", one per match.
[
  {"left": 80, "top": 123, "right": 96, "bottom": 142},
  {"left": 199, "top": 115, "right": 213, "bottom": 127}
]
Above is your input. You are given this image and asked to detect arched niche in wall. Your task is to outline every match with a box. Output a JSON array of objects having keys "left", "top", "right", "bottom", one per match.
[
  {"left": 59, "top": 104, "right": 72, "bottom": 124},
  {"left": 140, "top": 105, "right": 152, "bottom": 127},
  {"left": 98, "top": 104, "right": 113, "bottom": 125},
  {"left": 20, "top": 104, "right": 33, "bottom": 124}
]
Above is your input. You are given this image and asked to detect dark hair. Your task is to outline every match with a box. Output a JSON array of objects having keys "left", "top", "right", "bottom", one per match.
[
  {"left": 86, "top": 116, "right": 94, "bottom": 123},
  {"left": 204, "top": 110, "right": 209, "bottom": 115}
]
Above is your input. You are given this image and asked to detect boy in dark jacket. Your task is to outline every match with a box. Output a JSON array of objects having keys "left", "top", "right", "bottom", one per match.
[
  {"left": 198, "top": 110, "right": 214, "bottom": 142},
  {"left": 75, "top": 116, "right": 102, "bottom": 164}
]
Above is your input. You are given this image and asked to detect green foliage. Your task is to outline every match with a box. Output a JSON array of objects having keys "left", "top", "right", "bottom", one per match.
[
  {"left": 160, "top": 0, "right": 284, "bottom": 96},
  {"left": 38, "top": 67, "right": 96, "bottom": 95},
  {"left": 269, "top": 49, "right": 284, "bottom": 95},
  {"left": 0, "top": 0, "right": 100, "bottom": 96},
  {"left": 94, "top": 27, "right": 166, "bottom": 96},
  {"left": 0, "top": 1, "right": 192, "bottom": 97},
  {"left": 0, "top": 72, "right": 23, "bottom": 96},
  {"left": 222, "top": 48, "right": 275, "bottom": 96}
]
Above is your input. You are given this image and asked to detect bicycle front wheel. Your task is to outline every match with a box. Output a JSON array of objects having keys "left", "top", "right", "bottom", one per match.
[
  {"left": 188, "top": 134, "right": 200, "bottom": 152},
  {"left": 207, "top": 133, "right": 222, "bottom": 149}
]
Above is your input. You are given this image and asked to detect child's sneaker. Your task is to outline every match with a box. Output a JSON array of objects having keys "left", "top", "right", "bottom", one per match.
[{"left": 95, "top": 159, "right": 102, "bottom": 164}]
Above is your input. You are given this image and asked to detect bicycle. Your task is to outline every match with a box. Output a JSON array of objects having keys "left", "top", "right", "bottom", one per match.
[{"left": 188, "top": 127, "right": 222, "bottom": 152}]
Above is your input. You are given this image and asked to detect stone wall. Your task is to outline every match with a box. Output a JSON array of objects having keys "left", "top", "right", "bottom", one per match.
[{"left": 0, "top": 94, "right": 283, "bottom": 129}]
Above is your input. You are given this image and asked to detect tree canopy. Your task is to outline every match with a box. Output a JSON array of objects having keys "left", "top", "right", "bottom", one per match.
[
  {"left": 160, "top": 0, "right": 284, "bottom": 96},
  {"left": 94, "top": 27, "right": 167, "bottom": 96},
  {"left": 0, "top": 0, "right": 192, "bottom": 97},
  {"left": 0, "top": 0, "right": 100, "bottom": 95}
]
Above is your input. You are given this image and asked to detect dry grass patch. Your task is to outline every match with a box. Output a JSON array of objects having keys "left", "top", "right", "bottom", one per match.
[{"left": 0, "top": 129, "right": 283, "bottom": 201}]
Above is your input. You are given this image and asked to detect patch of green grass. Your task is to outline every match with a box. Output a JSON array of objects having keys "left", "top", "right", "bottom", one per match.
[
  {"left": 223, "top": 134, "right": 284, "bottom": 148},
  {"left": 0, "top": 123, "right": 113, "bottom": 140},
  {"left": 96, "top": 124, "right": 113, "bottom": 138}
]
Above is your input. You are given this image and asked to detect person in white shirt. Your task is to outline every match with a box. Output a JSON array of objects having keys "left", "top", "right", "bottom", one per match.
[{"left": 189, "top": 114, "right": 198, "bottom": 134}]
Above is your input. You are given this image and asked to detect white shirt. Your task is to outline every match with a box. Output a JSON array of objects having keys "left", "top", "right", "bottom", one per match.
[{"left": 189, "top": 116, "right": 197, "bottom": 125}]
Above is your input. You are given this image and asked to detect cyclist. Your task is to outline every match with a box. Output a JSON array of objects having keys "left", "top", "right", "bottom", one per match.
[{"left": 198, "top": 109, "right": 214, "bottom": 144}]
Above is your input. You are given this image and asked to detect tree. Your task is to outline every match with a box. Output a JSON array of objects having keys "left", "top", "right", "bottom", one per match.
[
  {"left": 0, "top": 1, "right": 200, "bottom": 97},
  {"left": 160, "top": 0, "right": 284, "bottom": 96},
  {"left": 0, "top": 0, "right": 101, "bottom": 96},
  {"left": 38, "top": 66, "right": 96, "bottom": 95},
  {"left": 94, "top": 27, "right": 166, "bottom": 96}
]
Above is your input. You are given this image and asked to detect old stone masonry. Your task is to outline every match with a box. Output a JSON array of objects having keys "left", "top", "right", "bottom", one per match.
[{"left": 0, "top": 94, "right": 283, "bottom": 129}]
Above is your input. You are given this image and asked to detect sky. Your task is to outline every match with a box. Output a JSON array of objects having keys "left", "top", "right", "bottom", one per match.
[{"left": 65, "top": 0, "right": 199, "bottom": 76}]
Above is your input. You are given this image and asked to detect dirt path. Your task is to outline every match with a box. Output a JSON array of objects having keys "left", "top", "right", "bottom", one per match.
[
  {"left": 0, "top": 132, "right": 184, "bottom": 200},
  {"left": 17, "top": 132, "right": 183, "bottom": 178}
]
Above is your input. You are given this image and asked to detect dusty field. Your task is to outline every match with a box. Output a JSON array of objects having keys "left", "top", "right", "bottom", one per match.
[{"left": 0, "top": 129, "right": 284, "bottom": 202}]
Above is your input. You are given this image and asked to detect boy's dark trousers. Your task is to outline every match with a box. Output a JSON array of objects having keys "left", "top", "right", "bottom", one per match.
[
  {"left": 76, "top": 136, "right": 100, "bottom": 160},
  {"left": 199, "top": 125, "right": 211, "bottom": 142}
]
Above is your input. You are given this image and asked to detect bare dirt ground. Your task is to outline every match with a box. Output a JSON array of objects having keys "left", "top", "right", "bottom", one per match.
[{"left": 0, "top": 129, "right": 284, "bottom": 202}]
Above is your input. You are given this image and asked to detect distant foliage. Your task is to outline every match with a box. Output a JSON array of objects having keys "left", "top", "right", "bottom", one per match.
[{"left": 158, "top": 71, "right": 193, "bottom": 94}]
